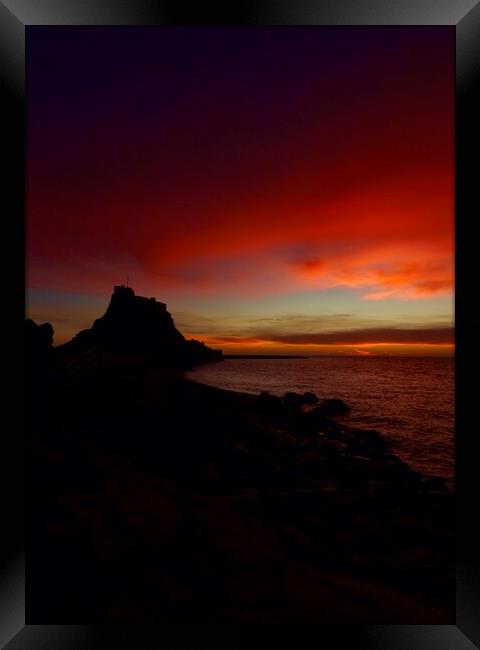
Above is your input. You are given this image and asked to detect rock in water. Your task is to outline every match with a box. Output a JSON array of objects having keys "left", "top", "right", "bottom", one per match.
[
  {"left": 255, "top": 391, "right": 284, "bottom": 414},
  {"left": 320, "top": 398, "right": 349, "bottom": 416}
]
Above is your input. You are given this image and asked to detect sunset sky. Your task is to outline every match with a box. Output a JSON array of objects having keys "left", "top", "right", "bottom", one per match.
[{"left": 26, "top": 27, "right": 454, "bottom": 355}]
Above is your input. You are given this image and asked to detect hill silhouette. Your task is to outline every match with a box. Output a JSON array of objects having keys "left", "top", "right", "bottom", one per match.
[{"left": 56, "top": 284, "right": 222, "bottom": 369}]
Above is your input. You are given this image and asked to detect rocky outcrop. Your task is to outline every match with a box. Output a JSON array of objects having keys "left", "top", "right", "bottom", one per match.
[
  {"left": 25, "top": 318, "right": 54, "bottom": 353},
  {"left": 25, "top": 319, "right": 55, "bottom": 378}
]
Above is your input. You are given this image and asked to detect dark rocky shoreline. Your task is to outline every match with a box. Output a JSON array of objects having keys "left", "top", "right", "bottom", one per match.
[{"left": 26, "top": 343, "right": 454, "bottom": 623}]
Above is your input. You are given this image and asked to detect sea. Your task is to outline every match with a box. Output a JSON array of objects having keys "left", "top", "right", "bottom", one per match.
[{"left": 187, "top": 356, "right": 454, "bottom": 486}]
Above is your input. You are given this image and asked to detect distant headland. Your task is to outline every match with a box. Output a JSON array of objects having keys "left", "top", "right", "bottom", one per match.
[{"left": 224, "top": 354, "right": 307, "bottom": 359}]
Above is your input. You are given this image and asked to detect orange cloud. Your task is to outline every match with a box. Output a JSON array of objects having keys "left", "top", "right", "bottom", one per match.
[{"left": 292, "top": 242, "right": 452, "bottom": 300}]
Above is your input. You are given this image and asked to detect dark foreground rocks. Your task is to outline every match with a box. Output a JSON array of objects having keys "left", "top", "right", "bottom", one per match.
[{"left": 26, "top": 359, "right": 454, "bottom": 624}]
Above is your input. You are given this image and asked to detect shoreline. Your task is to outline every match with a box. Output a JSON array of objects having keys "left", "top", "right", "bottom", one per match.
[
  {"left": 26, "top": 354, "right": 454, "bottom": 623},
  {"left": 187, "top": 359, "right": 454, "bottom": 487},
  {"left": 186, "top": 374, "right": 451, "bottom": 484}
]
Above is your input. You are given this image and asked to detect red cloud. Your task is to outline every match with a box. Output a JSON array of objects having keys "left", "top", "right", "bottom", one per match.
[{"left": 27, "top": 28, "right": 453, "bottom": 306}]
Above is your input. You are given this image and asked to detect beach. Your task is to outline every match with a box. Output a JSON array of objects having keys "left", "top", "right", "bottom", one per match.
[{"left": 26, "top": 352, "right": 454, "bottom": 623}]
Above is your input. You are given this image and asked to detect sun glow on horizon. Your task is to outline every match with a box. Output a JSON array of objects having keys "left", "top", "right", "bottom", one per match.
[{"left": 186, "top": 334, "right": 454, "bottom": 357}]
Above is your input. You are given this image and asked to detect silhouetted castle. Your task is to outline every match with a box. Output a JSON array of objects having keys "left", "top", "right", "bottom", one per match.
[
  {"left": 90, "top": 284, "right": 185, "bottom": 345},
  {"left": 58, "top": 285, "right": 222, "bottom": 368}
]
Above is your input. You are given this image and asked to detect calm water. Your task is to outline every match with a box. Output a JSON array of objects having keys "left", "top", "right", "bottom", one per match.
[{"left": 188, "top": 357, "right": 454, "bottom": 484}]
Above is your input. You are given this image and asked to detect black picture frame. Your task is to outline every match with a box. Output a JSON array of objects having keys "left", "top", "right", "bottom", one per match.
[{"left": 2, "top": 1, "right": 479, "bottom": 647}]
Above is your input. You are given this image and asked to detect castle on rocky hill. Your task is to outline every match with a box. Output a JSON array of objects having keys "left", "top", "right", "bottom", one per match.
[{"left": 57, "top": 284, "right": 222, "bottom": 368}]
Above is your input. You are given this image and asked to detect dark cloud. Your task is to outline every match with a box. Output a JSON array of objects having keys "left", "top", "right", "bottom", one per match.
[
  {"left": 207, "top": 327, "right": 454, "bottom": 345},
  {"left": 218, "top": 326, "right": 454, "bottom": 346}
]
